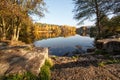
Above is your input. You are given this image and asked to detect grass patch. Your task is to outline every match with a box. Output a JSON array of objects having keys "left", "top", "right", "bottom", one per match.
[
  {"left": 39, "top": 58, "right": 53, "bottom": 80},
  {"left": 45, "top": 58, "right": 53, "bottom": 68},
  {"left": 71, "top": 55, "right": 79, "bottom": 59},
  {"left": 39, "top": 65, "right": 51, "bottom": 80},
  {"left": 98, "top": 59, "right": 120, "bottom": 67},
  {"left": 51, "top": 55, "right": 58, "bottom": 60},
  {"left": 0, "top": 58, "right": 53, "bottom": 80},
  {"left": 107, "top": 59, "right": 120, "bottom": 64},
  {"left": 0, "top": 72, "right": 38, "bottom": 80},
  {"left": 98, "top": 61, "right": 106, "bottom": 67}
]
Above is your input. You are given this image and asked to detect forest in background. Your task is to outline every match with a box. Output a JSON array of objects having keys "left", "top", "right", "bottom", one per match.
[
  {"left": 33, "top": 23, "right": 76, "bottom": 40},
  {"left": 0, "top": 0, "right": 76, "bottom": 44},
  {"left": 0, "top": 0, "right": 120, "bottom": 44}
]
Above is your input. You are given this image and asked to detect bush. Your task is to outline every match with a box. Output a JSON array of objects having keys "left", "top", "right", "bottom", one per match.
[
  {"left": 39, "top": 59, "right": 53, "bottom": 80},
  {"left": 40, "top": 65, "right": 51, "bottom": 80},
  {"left": 45, "top": 58, "right": 53, "bottom": 68}
]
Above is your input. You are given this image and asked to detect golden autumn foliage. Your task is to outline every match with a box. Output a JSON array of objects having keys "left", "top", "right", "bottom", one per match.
[
  {"left": 33, "top": 23, "right": 76, "bottom": 40},
  {"left": 0, "top": 0, "right": 28, "bottom": 41},
  {"left": 0, "top": 0, "right": 44, "bottom": 43},
  {"left": 0, "top": 0, "right": 76, "bottom": 43}
]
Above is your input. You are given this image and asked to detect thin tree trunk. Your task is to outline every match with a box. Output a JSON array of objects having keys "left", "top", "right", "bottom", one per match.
[
  {"left": 95, "top": 0, "right": 101, "bottom": 38},
  {"left": 2, "top": 17, "right": 6, "bottom": 40},
  {"left": 11, "top": 23, "right": 21, "bottom": 41},
  {"left": 16, "top": 27, "right": 21, "bottom": 41},
  {"left": 12, "top": 26, "right": 17, "bottom": 41}
]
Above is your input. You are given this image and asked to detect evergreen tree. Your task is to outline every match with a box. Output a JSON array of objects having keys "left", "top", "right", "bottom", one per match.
[{"left": 73, "top": 0, "right": 120, "bottom": 37}]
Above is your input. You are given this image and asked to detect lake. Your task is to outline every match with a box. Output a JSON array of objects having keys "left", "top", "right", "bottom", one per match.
[{"left": 34, "top": 34, "right": 94, "bottom": 56}]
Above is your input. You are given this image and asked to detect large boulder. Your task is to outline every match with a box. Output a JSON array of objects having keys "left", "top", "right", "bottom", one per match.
[
  {"left": 96, "top": 39, "right": 120, "bottom": 54},
  {"left": 104, "top": 41, "right": 120, "bottom": 54},
  {"left": 0, "top": 46, "right": 48, "bottom": 76}
]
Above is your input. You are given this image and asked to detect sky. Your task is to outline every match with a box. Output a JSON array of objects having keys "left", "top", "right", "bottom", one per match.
[{"left": 32, "top": 0, "right": 95, "bottom": 28}]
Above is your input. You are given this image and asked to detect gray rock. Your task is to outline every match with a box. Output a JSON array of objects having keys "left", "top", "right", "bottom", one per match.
[
  {"left": 0, "top": 46, "right": 48, "bottom": 76},
  {"left": 97, "top": 39, "right": 120, "bottom": 54}
]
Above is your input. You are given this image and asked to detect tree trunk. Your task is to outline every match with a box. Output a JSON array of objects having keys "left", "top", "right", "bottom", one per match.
[
  {"left": 11, "top": 23, "right": 21, "bottom": 41},
  {"left": 12, "top": 26, "right": 17, "bottom": 41},
  {"left": 16, "top": 27, "right": 21, "bottom": 41},
  {"left": 2, "top": 17, "right": 6, "bottom": 40},
  {"left": 95, "top": 0, "right": 101, "bottom": 38}
]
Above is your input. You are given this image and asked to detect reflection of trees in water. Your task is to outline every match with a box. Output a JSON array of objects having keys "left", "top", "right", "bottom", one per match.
[
  {"left": 34, "top": 31, "right": 76, "bottom": 40},
  {"left": 34, "top": 32, "right": 60, "bottom": 40},
  {"left": 77, "top": 30, "right": 89, "bottom": 37},
  {"left": 76, "top": 26, "right": 97, "bottom": 37},
  {"left": 80, "top": 31, "right": 87, "bottom": 36},
  {"left": 33, "top": 23, "right": 76, "bottom": 40},
  {"left": 76, "top": 26, "right": 88, "bottom": 36}
]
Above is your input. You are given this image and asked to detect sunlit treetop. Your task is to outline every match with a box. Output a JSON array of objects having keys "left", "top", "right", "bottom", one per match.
[{"left": 9, "top": 0, "right": 46, "bottom": 17}]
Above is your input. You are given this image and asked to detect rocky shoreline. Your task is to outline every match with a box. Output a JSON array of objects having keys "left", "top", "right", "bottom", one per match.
[
  {"left": 0, "top": 43, "right": 48, "bottom": 76},
  {"left": 51, "top": 54, "right": 120, "bottom": 80},
  {"left": 0, "top": 41, "right": 120, "bottom": 80}
]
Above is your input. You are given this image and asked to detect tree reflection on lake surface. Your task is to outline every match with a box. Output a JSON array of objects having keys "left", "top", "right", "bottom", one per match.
[{"left": 34, "top": 32, "right": 94, "bottom": 56}]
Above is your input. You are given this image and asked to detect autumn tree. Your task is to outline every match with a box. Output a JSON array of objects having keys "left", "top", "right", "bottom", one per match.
[
  {"left": 0, "top": 0, "right": 17, "bottom": 40},
  {"left": 0, "top": 0, "right": 46, "bottom": 43},
  {"left": 10, "top": 0, "right": 46, "bottom": 17}
]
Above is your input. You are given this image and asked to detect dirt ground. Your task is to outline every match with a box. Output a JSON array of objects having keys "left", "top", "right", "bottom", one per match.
[{"left": 51, "top": 54, "right": 120, "bottom": 80}]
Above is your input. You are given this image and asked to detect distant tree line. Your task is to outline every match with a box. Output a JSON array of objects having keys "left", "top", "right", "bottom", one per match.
[
  {"left": 34, "top": 23, "right": 76, "bottom": 32},
  {"left": 33, "top": 23, "right": 76, "bottom": 40}
]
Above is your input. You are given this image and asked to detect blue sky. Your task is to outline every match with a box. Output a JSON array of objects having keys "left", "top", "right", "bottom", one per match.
[{"left": 33, "top": 0, "right": 95, "bottom": 28}]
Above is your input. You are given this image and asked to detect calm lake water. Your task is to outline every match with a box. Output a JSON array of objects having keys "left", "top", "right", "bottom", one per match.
[{"left": 34, "top": 34, "right": 94, "bottom": 56}]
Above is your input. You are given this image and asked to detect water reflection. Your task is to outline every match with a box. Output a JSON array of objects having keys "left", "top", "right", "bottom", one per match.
[
  {"left": 34, "top": 34, "right": 94, "bottom": 56},
  {"left": 34, "top": 31, "right": 76, "bottom": 40}
]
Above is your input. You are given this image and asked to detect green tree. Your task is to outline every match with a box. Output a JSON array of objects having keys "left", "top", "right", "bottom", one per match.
[
  {"left": 109, "top": 15, "right": 120, "bottom": 34},
  {"left": 98, "top": 15, "right": 120, "bottom": 37},
  {"left": 110, "top": 15, "right": 120, "bottom": 27},
  {"left": 73, "top": 0, "right": 120, "bottom": 38}
]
